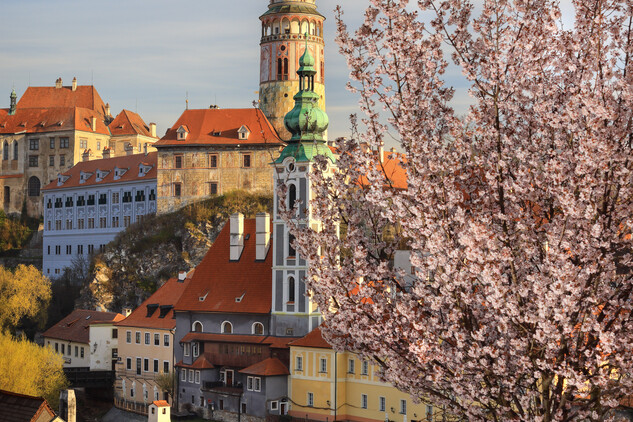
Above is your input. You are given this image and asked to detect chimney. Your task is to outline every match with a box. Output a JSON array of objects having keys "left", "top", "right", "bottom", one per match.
[
  {"left": 149, "top": 122, "right": 157, "bottom": 138},
  {"left": 105, "top": 103, "right": 111, "bottom": 117},
  {"left": 55, "top": 77, "right": 63, "bottom": 89},
  {"left": 178, "top": 271, "right": 187, "bottom": 282},
  {"left": 256, "top": 212, "right": 271, "bottom": 260},
  {"left": 72, "top": 77, "right": 77, "bottom": 91},
  {"left": 122, "top": 308, "right": 132, "bottom": 317},
  {"left": 144, "top": 143, "right": 148, "bottom": 155},
  {"left": 59, "top": 390, "right": 76, "bottom": 422},
  {"left": 90, "top": 116, "right": 97, "bottom": 132},
  {"left": 102, "top": 147, "right": 111, "bottom": 159},
  {"left": 82, "top": 149, "right": 91, "bottom": 162},
  {"left": 125, "top": 143, "right": 134, "bottom": 156},
  {"left": 230, "top": 213, "right": 245, "bottom": 261}
]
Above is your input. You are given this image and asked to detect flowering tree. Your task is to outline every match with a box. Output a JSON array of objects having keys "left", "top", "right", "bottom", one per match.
[{"left": 289, "top": 0, "right": 633, "bottom": 420}]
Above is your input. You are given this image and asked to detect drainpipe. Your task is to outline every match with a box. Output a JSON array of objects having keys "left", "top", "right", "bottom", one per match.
[
  {"left": 334, "top": 351, "right": 337, "bottom": 421},
  {"left": 171, "top": 326, "right": 177, "bottom": 411},
  {"left": 238, "top": 391, "right": 243, "bottom": 422}
]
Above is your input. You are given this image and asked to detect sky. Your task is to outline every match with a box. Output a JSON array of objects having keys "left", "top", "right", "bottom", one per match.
[{"left": 0, "top": 1, "right": 575, "bottom": 144}]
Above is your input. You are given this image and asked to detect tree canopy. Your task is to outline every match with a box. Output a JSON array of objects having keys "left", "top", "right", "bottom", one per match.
[
  {"left": 0, "top": 265, "right": 51, "bottom": 333},
  {"left": 291, "top": 0, "right": 633, "bottom": 420}
]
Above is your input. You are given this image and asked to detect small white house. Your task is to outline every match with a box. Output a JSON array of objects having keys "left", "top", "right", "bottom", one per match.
[{"left": 148, "top": 400, "right": 170, "bottom": 422}]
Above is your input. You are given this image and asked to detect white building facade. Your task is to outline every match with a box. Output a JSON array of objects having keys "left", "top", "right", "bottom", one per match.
[{"left": 42, "top": 152, "right": 157, "bottom": 277}]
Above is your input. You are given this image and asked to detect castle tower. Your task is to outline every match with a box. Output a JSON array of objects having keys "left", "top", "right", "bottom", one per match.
[
  {"left": 271, "top": 44, "right": 333, "bottom": 337},
  {"left": 259, "top": 0, "right": 326, "bottom": 140},
  {"left": 8, "top": 89, "right": 16, "bottom": 115}
]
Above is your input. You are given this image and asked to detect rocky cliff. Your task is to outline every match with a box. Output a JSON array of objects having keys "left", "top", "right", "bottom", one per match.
[{"left": 79, "top": 190, "right": 273, "bottom": 311}]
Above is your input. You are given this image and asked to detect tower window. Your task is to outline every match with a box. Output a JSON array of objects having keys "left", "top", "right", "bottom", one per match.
[{"left": 277, "top": 58, "right": 289, "bottom": 81}]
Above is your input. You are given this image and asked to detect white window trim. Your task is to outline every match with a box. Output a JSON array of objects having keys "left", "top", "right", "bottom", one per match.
[
  {"left": 361, "top": 394, "right": 368, "bottom": 409},
  {"left": 270, "top": 401, "right": 279, "bottom": 411},
  {"left": 319, "top": 357, "right": 327, "bottom": 373},
  {"left": 295, "top": 355, "right": 303, "bottom": 372},
  {"left": 252, "top": 322, "right": 264, "bottom": 335},
  {"left": 188, "top": 369, "right": 194, "bottom": 383},
  {"left": 379, "top": 396, "right": 386, "bottom": 412},
  {"left": 192, "top": 321, "right": 203, "bottom": 332},
  {"left": 307, "top": 392, "right": 314, "bottom": 407},
  {"left": 184, "top": 342, "right": 191, "bottom": 357},
  {"left": 181, "top": 369, "right": 187, "bottom": 381},
  {"left": 195, "top": 370, "right": 200, "bottom": 384},
  {"left": 221, "top": 321, "right": 233, "bottom": 334}
]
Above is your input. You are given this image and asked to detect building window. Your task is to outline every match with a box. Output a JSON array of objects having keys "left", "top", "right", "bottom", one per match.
[
  {"left": 49, "top": 137, "right": 55, "bottom": 149},
  {"left": 49, "top": 155, "right": 55, "bottom": 166},
  {"left": 174, "top": 183, "right": 182, "bottom": 197},
  {"left": 153, "top": 359, "right": 159, "bottom": 373},
  {"left": 426, "top": 405, "right": 434, "bottom": 421},
  {"left": 60, "top": 155, "right": 65, "bottom": 166},
  {"left": 195, "top": 370, "right": 200, "bottom": 384},
  {"left": 122, "top": 191, "right": 132, "bottom": 203},
  {"left": 2, "top": 141, "right": 7, "bottom": 160},
  {"left": 163, "top": 361, "right": 169, "bottom": 373},
  {"left": 96, "top": 141, "right": 101, "bottom": 151},
  {"left": 208, "top": 154, "right": 218, "bottom": 168},
  {"left": 242, "top": 154, "right": 251, "bottom": 168},
  {"left": 210, "top": 182, "right": 218, "bottom": 195},
  {"left": 295, "top": 356, "right": 303, "bottom": 371},
  {"left": 13, "top": 142, "right": 17, "bottom": 160},
  {"left": 192, "top": 342, "right": 199, "bottom": 358},
  {"left": 66, "top": 245, "right": 71, "bottom": 255},
  {"left": 112, "top": 216, "right": 119, "bottom": 228},
  {"left": 80, "top": 139, "right": 87, "bottom": 149},
  {"left": 174, "top": 155, "right": 183, "bottom": 169},
  {"left": 221, "top": 321, "right": 233, "bottom": 334},
  {"left": 181, "top": 369, "right": 186, "bottom": 382},
  {"left": 307, "top": 392, "right": 314, "bottom": 407},
  {"left": 87, "top": 195, "right": 95, "bottom": 205},
  {"left": 77, "top": 196, "right": 85, "bottom": 206},
  {"left": 124, "top": 216, "right": 131, "bottom": 227},
  {"left": 88, "top": 218, "right": 94, "bottom": 229},
  {"left": 55, "top": 245, "right": 61, "bottom": 255},
  {"left": 188, "top": 369, "right": 194, "bottom": 383},
  {"left": 270, "top": 401, "right": 278, "bottom": 411},
  {"left": 361, "top": 394, "right": 368, "bottom": 409},
  {"left": 126, "top": 331, "right": 131, "bottom": 344},
  {"left": 400, "top": 399, "right": 407, "bottom": 415},
  {"left": 192, "top": 321, "right": 203, "bottom": 332},
  {"left": 60, "top": 137, "right": 69, "bottom": 148},
  {"left": 379, "top": 397, "right": 386, "bottom": 412},
  {"left": 144, "top": 358, "right": 149, "bottom": 372},
  {"left": 99, "top": 193, "right": 107, "bottom": 205},
  {"left": 28, "top": 155, "right": 38, "bottom": 167},
  {"left": 319, "top": 358, "right": 327, "bottom": 373},
  {"left": 88, "top": 244, "right": 94, "bottom": 254},
  {"left": 145, "top": 332, "right": 150, "bottom": 345},
  {"left": 66, "top": 219, "right": 72, "bottom": 230},
  {"left": 27, "top": 177, "right": 40, "bottom": 197},
  {"left": 348, "top": 359, "right": 355, "bottom": 374},
  {"left": 361, "top": 360, "right": 369, "bottom": 375},
  {"left": 77, "top": 245, "right": 83, "bottom": 254},
  {"left": 3, "top": 186, "right": 9, "bottom": 205},
  {"left": 252, "top": 322, "right": 264, "bottom": 335},
  {"left": 112, "top": 192, "right": 119, "bottom": 203},
  {"left": 164, "top": 334, "right": 170, "bottom": 347},
  {"left": 29, "top": 138, "right": 39, "bottom": 150},
  {"left": 154, "top": 333, "right": 160, "bottom": 346},
  {"left": 126, "top": 358, "right": 132, "bottom": 370},
  {"left": 288, "top": 233, "right": 296, "bottom": 257},
  {"left": 287, "top": 276, "right": 295, "bottom": 303},
  {"left": 184, "top": 343, "right": 190, "bottom": 356},
  {"left": 135, "top": 190, "right": 146, "bottom": 202},
  {"left": 135, "top": 331, "right": 141, "bottom": 344},
  {"left": 99, "top": 217, "right": 107, "bottom": 228},
  {"left": 77, "top": 219, "right": 85, "bottom": 229}
]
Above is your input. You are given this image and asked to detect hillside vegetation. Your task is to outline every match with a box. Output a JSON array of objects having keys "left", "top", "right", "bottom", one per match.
[{"left": 80, "top": 190, "right": 273, "bottom": 311}]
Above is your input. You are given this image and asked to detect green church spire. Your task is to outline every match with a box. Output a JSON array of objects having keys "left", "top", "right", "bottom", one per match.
[
  {"left": 278, "top": 37, "right": 333, "bottom": 163},
  {"left": 8, "top": 88, "right": 16, "bottom": 116}
]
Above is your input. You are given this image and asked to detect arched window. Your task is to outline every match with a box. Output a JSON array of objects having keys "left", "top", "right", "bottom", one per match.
[
  {"left": 2, "top": 141, "right": 7, "bottom": 160},
  {"left": 13, "top": 141, "right": 18, "bottom": 160},
  {"left": 277, "top": 58, "right": 283, "bottom": 81},
  {"left": 192, "top": 321, "right": 203, "bottom": 333},
  {"left": 288, "top": 233, "right": 296, "bottom": 257},
  {"left": 252, "top": 322, "right": 264, "bottom": 335},
  {"left": 28, "top": 176, "right": 40, "bottom": 197},
  {"left": 221, "top": 321, "right": 233, "bottom": 334},
  {"left": 283, "top": 58, "right": 289, "bottom": 80},
  {"left": 287, "top": 276, "right": 296, "bottom": 303},
  {"left": 288, "top": 184, "right": 296, "bottom": 210}
]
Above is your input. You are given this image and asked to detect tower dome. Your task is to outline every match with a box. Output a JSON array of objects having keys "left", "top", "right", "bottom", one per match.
[{"left": 258, "top": 0, "right": 326, "bottom": 141}]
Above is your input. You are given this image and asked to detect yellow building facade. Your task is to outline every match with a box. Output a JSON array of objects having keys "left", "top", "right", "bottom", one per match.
[{"left": 289, "top": 328, "right": 439, "bottom": 422}]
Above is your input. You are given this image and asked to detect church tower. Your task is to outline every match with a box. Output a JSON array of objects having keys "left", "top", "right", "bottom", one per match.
[
  {"left": 270, "top": 43, "right": 334, "bottom": 337},
  {"left": 259, "top": 0, "right": 326, "bottom": 140}
]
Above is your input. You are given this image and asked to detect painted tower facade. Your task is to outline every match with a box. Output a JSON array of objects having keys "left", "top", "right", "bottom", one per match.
[
  {"left": 271, "top": 43, "right": 334, "bottom": 337},
  {"left": 259, "top": 0, "right": 326, "bottom": 140}
]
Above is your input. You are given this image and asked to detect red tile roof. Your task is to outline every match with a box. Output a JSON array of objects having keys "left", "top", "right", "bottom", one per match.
[
  {"left": 239, "top": 357, "right": 289, "bottom": 376},
  {"left": 42, "top": 309, "right": 124, "bottom": 344},
  {"left": 175, "top": 219, "right": 272, "bottom": 314},
  {"left": 0, "top": 107, "right": 109, "bottom": 135},
  {"left": 289, "top": 326, "right": 332, "bottom": 349},
  {"left": 17, "top": 85, "right": 107, "bottom": 115},
  {"left": 175, "top": 354, "right": 215, "bottom": 370},
  {"left": 152, "top": 400, "right": 170, "bottom": 407},
  {"left": 357, "top": 150, "right": 408, "bottom": 191},
  {"left": 116, "top": 273, "right": 193, "bottom": 330},
  {"left": 109, "top": 109, "right": 156, "bottom": 138},
  {"left": 0, "top": 389, "right": 56, "bottom": 422},
  {"left": 179, "top": 332, "right": 298, "bottom": 349},
  {"left": 42, "top": 151, "right": 157, "bottom": 191},
  {"left": 155, "top": 108, "right": 284, "bottom": 147}
]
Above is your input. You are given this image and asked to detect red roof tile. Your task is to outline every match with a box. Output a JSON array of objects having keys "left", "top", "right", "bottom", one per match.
[
  {"left": 175, "top": 219, "right": 272, "bottom": 314},
  {"left": 152, "top": 400, "right": 170, "bottom": 407},
  {"left": 239, "top": 357, "right": 289, "bottom": 376},
  {"left": 175, "top": 354, "right": 215, "bottom": 370},
  {"left": 116, "top": 273, "right": 193, "bottom": 330},
  {"left": 109, "top": 109, "right": 156, "bottom": 138},
  {"left": 0, "top": 107, "right": 109, "bottom": 135},
  {"left": 289, "top": 326, "right": 332, "bottom": 349},
  {"left": 179, "top": 332, "right": 298, "bottom": 349},
  {"left": 17, "top": 85, "right": 107, "bottom": 115},
  {"left": 42, "top": 309, "right": 123, "bottom": 344},
  {"left": 42, "top": 151, "right": 157, "bottom": 191},
  {"left": 0, "top": 389, "right": 56, "bottom": 422},
  {"left": 357, "top": 150, "right": 408, "bottom": 190},
  {"left": 155, "top": 108, "right": 284, "bottom": 147}
]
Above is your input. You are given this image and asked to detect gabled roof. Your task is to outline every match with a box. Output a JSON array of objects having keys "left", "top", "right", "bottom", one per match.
[
  {"left": 16, "top": 85, "right": 107, "bottom": 115},
  {"left": 116, "top": 272, "right": 193, "bottom": 330},
  {"left": 42, "top": 151, "right": 157, "bottom": 191},
  {"left": 0, "top": 107, "right": 109, "bottom": 135},
  {"left": 0, "top": 389, "right": 57, "bottom": 422},
  {"left": 239, "top": 357, "right": 289, "bottom": 376},
  {"left": 175, "top": 219, "right": 272, "bottom": 314},
  {"left": 175, "top": 354, "right": 215, "bottom": 369},
  {"left": 152, "top": 400, "right": 170, "bottom": 407},
  {"left": 155, "top": 108, "right": 283, "bottom": 147},
  {"left": 289, "top": 326, "right": 332, "bottom": 349},
  {"left": 42, "top": 309, "right": 124, "bottom": 344},
  {"left": 108, "top": 109, "right": 155, "bottom": 138}
]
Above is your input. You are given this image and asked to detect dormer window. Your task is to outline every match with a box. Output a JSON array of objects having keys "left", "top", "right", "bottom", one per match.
[
  {"left": 238, "top": 125, "right": 251, "bottom": 140},
  {"left": 138, "top": 163, "right": 153, "bottom": 177},
  {"left": 57, "top": 174, "right": 70, "bottom": 186},
  {"left": 114, "top": 167, "right": 128, "bottom": 180},
  {"left": 212, "top": 131, "right": 221, "bottom": 137},
  {"left": 95, "top": 169, "right": 110, "bottom": 182},
  {"left": 176, "top": 125, "right": 189, "bottom": 141}
]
